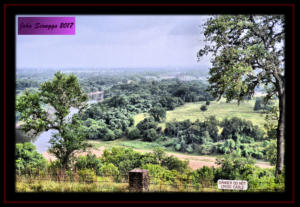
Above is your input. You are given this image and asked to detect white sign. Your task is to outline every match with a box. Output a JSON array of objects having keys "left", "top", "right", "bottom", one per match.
[{"left": 217, "top": 179, "right": 248, "bottom": 190}]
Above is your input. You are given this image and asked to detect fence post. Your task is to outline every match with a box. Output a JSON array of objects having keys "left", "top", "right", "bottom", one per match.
[{"left": 129, "top": 169, "right": 149, "bottom": 192}]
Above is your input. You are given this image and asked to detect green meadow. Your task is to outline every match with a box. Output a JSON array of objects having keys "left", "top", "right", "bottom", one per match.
[{"left": 134, "top": 100, "right": 267, "bottom": 131}]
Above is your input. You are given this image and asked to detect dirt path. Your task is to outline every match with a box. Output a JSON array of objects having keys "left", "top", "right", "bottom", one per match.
[{"left": 42, "top": 147, "right": 273, "bottom": 170}]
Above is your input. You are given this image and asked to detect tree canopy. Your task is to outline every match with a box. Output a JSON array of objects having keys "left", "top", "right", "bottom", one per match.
[
  {"left": 16, "top": 72, "right": 89, "bottom": 168},
  {"left": 198, "top": 15, "right": 285, "bottom": 176}
]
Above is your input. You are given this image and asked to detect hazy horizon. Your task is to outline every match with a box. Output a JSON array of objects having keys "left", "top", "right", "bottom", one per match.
[{"left": 16, "top": 15, "right": 211, "bottom": 70}]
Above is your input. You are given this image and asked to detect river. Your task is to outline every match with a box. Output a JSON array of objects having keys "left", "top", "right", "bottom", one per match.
[{"left": 16, "top": 101, "right": 97, "bottom": 153}]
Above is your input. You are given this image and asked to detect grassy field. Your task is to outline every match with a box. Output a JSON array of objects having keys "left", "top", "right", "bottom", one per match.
[
  {"left": 82, "top": 100, "right": 274, "bottom": 170},
  {"left": 16, "top": 176, "right": 219, "bottom": 192},
  {"left": 88, "top": 138, "right": 162, "bottom": 151},
  {"left": 134, "top": 100, "right": 267, "bottom": 131}
]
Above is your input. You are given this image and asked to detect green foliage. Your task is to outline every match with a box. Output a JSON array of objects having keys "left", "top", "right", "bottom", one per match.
[
  {"left": 47, "top": 160, "right": 63, "bottom": 177},
  {"left": 78, "top": 168, "right": 97, "bottom": 183},
  {"left": 159, "top": 96, "right": 184, "bottom": 110},
  {"left": 16, "top": 72, "right": 89, "bottom": 169},
  {"left": 102, "top": 147, "right": 143, "bottom": 175},
  {"left": 48, "top": 117, "right": 90, "bottom": 168},
  {"left": 75, "top": 153, "right": 103, "bottom": 175},
  {"left": 82, "top": 118, "right": 109, "bottom": 139},
  {"left": 164, "top": 116, "right": 220, "bottom": 154},
  {"left": 102, "top": 129, "right": 116, "bottom": 141},
  {"left": 136, "top": 117, "right": 161, "bottom": 141},
  {"left": 106, "top": 95, "right": 129, "bottom": 108},
  {"left": 198, "top": 15, "right": 284, "bottom": 104},
  {"left": 264, "top": 139, "right": 277, "bottom": 165},
  {"left": 142, "top": 164, "right": 179, "bottom": 185},
  {"left": 220, "top": 117, "right": 264, "bottom": 141},
  {"left": 15, "top": 142, "right": 47, "bottom": 175},
  {"left": 99, "top": 163, "right": 120, "bottom": 179},
  {"left": 215, "top": 153, "right": 255, "bottom": 181},
  {"left": 127, "top": 128, "right": 141, "bottom": 140},
  {"left": 198, "top": 15, "right": 285, "bottom": 176},
  {"left": 192, "top": 166, "right": 214, "bottom": 187},
  {"left": 264, "top": 106, "right": 279, "bottom": 140},
  {"left": 197, "top": 143, "right": 214, "bottom": 155},
  {"left": 143, "top": 128, "right": 159, "bottom": 142},
  {"left": 80, "top": 105, "right": 134, "bottom": 140},
  {"left": 149, "top": 104, "right": 166, "bottom": 122},
  {"left": 161, "top": 156, "right": 189, "bottom": 173},
  {"left": 223, "top": 139, "right": 236, "bottom": 154}
]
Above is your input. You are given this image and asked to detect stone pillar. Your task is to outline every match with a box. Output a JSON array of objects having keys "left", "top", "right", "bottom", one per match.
[{"left": 129, "top": 169, "right": 149, "bottom": 192}]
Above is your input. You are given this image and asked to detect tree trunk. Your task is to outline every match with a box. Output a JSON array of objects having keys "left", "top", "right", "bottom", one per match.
[{"left": 276, "top": 91, "right": 285, "bottom": 177}]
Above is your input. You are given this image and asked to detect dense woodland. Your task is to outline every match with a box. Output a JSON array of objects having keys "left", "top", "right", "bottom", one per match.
[
  {"left": 14, "top": 14, "right": 287, "bottom": 193},
  {"left": 15, "top": 67, "right": 282, "bottom": 192},
  {"left": 16, "top": 68, "right": 278, "bottom": 163}
]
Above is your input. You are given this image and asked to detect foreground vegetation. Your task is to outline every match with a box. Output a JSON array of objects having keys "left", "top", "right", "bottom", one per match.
[{"left": 16, "top": 143, "right": 284, "bottom": 192}]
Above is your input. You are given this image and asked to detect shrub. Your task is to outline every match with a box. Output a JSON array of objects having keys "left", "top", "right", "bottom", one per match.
[
  {"left": 99, "top": 163, "right": 120, "bottom": 178},
  {"left": 224, "top": 139, "right": 236, "bottom": 153},
  {"left": 143, "top": 129, "right": 158, "bottom": 142},
  {"left": 127, "top": 128, "right": 141, "bottom": 140},
  {"left": 113, "top": 129, "right": 123, "bottom": 138},
  {"left": 214, "top": 153, "right": 255, "bottom": 181},
  {"left": 161, "top": 156, "right": 189, "bottom": 173},
  {"left": 140, "top": 153, "right": 160, "bottom": 166},
  {"left": 220, "top": 117, "right": 264, "bottom": 141},
  {"left": 103, "top": 129, "right": 116, "bottom": 141},
  {"left": 193, "top": 166, "right": 214, "bottom": 187},
  {"left": 200, "top": 105, "right": 208, "bottom": 111},
  {"left": 15, "top": 142, "right": 47, "bottom": 175},
  {"left": 238, "top": 135, "right": 255, "bottom": 143},
  {"left": 175, "top": 143, "right": 181, "bottom": 151},
  {"left": 149, "top": 104, "right": 166, "bottom": 122},
  {"left": 74, "top": 153, "right": 103, "bottom": 175},
  {"left": 136, "top": 117, "right": 157, "bottom": 131},
  {"left": 141, "top": 164, "right": 178, "bottom": 185},
  {"left": 198, "top": 143, "right": 214, "bottom": 155},
  {"left": 186, "top": 144, "right": 194, "bottom": 153},
  {"left": 78, "top": 168, "right": 97, "bottom": 183},
  {"left": 264, "top": 139, "right": 277, "bottom": 165},
  {"left": 47, "top": 160, "right": 64, "bottom": 178},
  {"left": 101, "top": 147, "right": 142, "bottom": 175}
]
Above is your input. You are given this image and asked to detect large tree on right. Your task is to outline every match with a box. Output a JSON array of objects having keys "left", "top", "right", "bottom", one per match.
[{"left": 198, "top": 15, "right": 285, "bottom": 176}]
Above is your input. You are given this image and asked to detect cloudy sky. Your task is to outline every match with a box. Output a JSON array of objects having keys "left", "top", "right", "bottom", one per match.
[{"left": 16, "top": 15, "right": 211, "bottom": 69}]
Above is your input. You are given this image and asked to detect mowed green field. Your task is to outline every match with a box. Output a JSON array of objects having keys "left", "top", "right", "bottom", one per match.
[{"left": 134, "top": 100, "right": 267, "bottom": 131}]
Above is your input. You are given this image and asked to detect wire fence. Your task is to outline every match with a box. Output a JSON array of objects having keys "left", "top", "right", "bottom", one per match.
[{"left": 16, "top": 172, "right": 283, "bottom": 192}]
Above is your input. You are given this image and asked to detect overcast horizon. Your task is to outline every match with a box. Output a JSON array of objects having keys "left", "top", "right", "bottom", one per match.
[{"left": 16, "top": 15, "right": 211, "bottom": 70}]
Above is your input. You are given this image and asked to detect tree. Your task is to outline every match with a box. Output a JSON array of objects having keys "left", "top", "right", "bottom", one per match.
[
  {"left": 200, "top": 105, "right": 208, "bottom": 111},
  {"left": 149, "top": 104, "right": 166, "bottom": 122},
  {"left": 264, "top": 106, "right": 279, "bottom": 140},
  {"left": 15, "top": 142, "right": 47, "bottom": 175},
  {"left": 198, "top": 15, "right": 285, "bottom": 176},
  {"left": 127, "top": 128, "right": 141, "bottom": 140},
  {"left": 16, "top": 72, "right": 89, "bottom": 169},
  {"left": 254, "top": 98, "right": 263, "bottom": 111}
]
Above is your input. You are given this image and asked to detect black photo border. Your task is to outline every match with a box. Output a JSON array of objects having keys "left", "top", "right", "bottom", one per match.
[{"left": 2, "top": 2, "right": 296, "bottom": 205}]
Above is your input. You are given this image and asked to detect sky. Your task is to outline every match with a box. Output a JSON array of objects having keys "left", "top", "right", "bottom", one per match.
[{"left": 16, "top": 15, "right": 211, "bottom": 70}]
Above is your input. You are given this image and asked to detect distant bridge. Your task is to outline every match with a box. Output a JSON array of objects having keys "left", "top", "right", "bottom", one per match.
[{"left": 88, "top": 91, "right": 104, "bottom": 102}]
